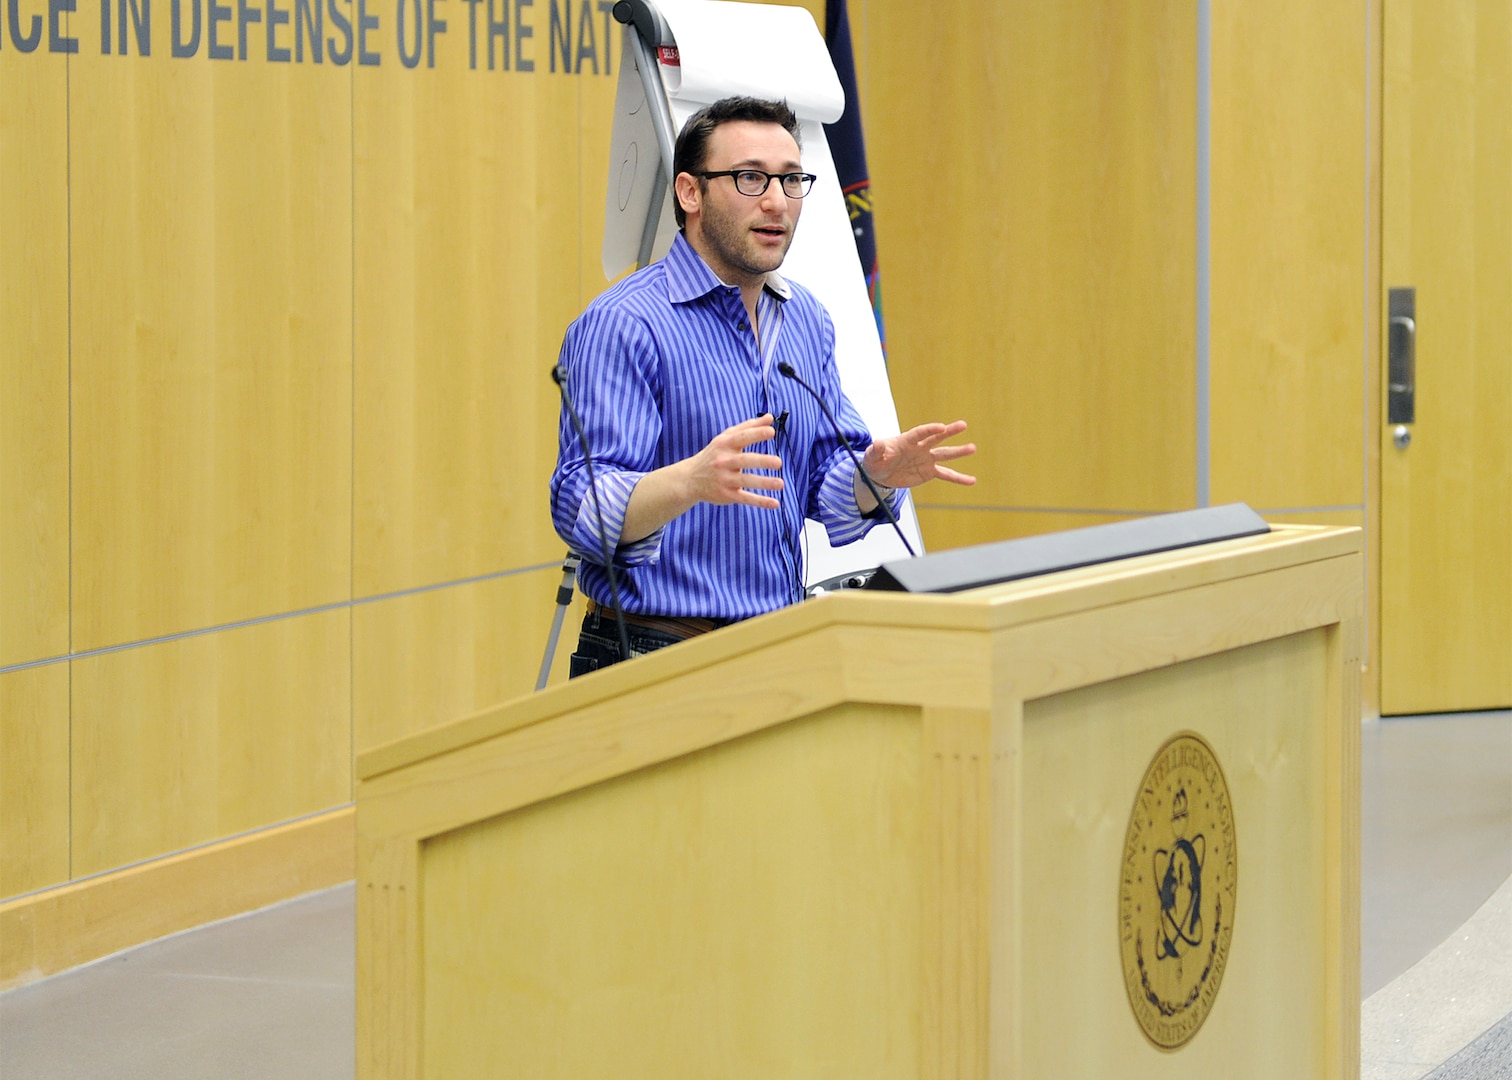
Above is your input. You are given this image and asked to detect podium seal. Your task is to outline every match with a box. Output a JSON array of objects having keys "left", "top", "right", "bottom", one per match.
[{"left": 1118, "top": 731, "right": 1237, "bottom": 1050}]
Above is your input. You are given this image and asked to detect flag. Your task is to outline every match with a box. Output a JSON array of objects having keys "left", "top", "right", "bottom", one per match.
[{"left": 823, "top": 0, "right": 885, "bottom": 357}]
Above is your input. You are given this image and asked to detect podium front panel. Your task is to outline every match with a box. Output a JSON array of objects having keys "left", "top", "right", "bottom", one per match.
[
  {"left": 1020, "top": 628, "right": 1331, "bottom": 1076},
  {"left": 420, "top": 702, "right": 925, "bottom": 1080}
]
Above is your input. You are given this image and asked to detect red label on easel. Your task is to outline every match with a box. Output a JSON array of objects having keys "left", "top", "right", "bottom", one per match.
[{"left": 657, "top": 45, "right": 680, "bottom": 66}]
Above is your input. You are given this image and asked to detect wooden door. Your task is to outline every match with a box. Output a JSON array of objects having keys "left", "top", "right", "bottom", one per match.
[{"left": 1380, "top": 0, "right": 1512, "bottom": 714}]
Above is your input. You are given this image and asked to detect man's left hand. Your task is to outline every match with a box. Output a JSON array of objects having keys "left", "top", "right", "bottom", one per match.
[{"left": 862, "top": 420, "right": 977, "bottom": 492}]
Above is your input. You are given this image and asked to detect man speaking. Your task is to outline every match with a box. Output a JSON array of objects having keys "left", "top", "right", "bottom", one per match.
[{"left": 550, "top": 96, "right": 975, "bottom": 675}]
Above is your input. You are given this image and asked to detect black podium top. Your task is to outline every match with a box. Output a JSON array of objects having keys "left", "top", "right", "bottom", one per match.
[{"left": 864, "top": 503, "right": 1271, "bottom": 594}]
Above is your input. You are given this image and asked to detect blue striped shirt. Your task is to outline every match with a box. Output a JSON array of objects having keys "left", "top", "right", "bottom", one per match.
[{"left": 549, "top": 232, "right": 899, "bottom": 621}]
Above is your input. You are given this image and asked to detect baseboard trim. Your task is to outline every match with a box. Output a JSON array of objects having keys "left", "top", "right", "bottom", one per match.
[{"left": 0, "top": 806, "right": 355, "bottom": 991}]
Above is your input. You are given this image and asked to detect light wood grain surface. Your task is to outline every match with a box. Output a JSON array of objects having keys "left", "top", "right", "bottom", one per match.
[
  {"left": 421, "top": 702, "right": 923, "bottom": 1079},
  {"left": 68, "top": 56, "right": 353, "bottom": 652},
  {"left": 353, "top": 565, "right": 582, "bottom": 753},
  {"left": 352, "top": 62, "right": 601, "bottom": 600},
  {"left": 1021, "top": 631, "right": 1330, "bottom": 1076},
  {"left": 71, "top": 610, "right": 351, "bottom": 876},
  {"left": 1, "top": 806, "right": 353, "bottom": 991},
  {"left": 852, "top": 0, "right": 1379, "bottom": 625},
  {"left": 1210, "top": 0, "right": 1368, "bottom": 509},
  {"left": 359, "top": 525, "right": 1360, "bottom": 781},
  {"left": 866, "top": 2, "right": 1198, "bottom": 517},
  {"left": 0, "top": 664, "right": 70, "bottom": 898},
  {"left": 0, "top": 2, "right": 1402, "bottom": 1013},
  {"left": 916, "top": 509, "right": 1142, "bottom": 554},
  {"left": 0, "top": 48, "right": 69, "bottom": 668},
  {"left": 1380, "top": 0, "right": 1512, "bottom": 713}
]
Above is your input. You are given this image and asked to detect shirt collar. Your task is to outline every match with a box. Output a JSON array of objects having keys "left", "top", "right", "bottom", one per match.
[{"left": 664, "top": 232, "right": 792, "bottom": 304}]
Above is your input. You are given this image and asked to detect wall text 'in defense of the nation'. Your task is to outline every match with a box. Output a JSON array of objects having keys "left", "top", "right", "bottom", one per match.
[{"left": 2, "top": 0, "right": 620, "bottom": 72}]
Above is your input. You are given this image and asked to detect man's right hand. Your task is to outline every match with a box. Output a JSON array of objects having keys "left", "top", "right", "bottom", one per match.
[
  {"left": 619, "top": 415, "right": 784, "bottom": 544},
  {"left": 682, "top": 414, "right": 785, "bottom": 509}
]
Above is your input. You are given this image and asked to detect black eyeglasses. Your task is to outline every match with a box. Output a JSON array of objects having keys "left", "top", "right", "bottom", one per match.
[{"left": 699, "top": 169, "right": 817, "bottom": 199}]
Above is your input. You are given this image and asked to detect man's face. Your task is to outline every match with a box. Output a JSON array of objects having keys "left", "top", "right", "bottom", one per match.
[{"left": 679, "top": 120, "right": 803, "bottom": 286}]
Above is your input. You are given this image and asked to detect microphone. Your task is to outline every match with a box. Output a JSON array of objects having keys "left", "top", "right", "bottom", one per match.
[
  {"left": 550, "top": 362, "right": 633, "bottom": 662},
  {"left": 777, "top": 362, "right": 917, "bottom": 559}
]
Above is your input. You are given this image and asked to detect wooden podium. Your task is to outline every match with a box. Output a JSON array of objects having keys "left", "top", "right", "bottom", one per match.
[{"left": 356, "top": 525, "right": 1362, "bottom": 1079}]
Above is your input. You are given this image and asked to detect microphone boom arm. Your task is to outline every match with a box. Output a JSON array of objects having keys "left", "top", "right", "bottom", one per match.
[{"left": 777, "top": 362, "right": 917, "bottom": 560}]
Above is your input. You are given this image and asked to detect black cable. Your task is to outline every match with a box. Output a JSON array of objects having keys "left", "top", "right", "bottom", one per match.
[
  {"left": 770, "top": 408, "right": 804, "bottom": 605},
  {"left": 776, "top": 362, "right": 917, "bottom": 559},
  {"left": 552, "top": 364, "right": 634, "bottom": 662}
]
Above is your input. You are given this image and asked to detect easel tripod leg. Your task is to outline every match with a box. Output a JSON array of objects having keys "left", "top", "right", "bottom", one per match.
[{"left": 536, "top": 552, "right": 582, "bottom": 691}]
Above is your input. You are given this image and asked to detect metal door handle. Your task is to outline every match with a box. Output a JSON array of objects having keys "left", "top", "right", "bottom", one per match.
[{"left": 1388, "top": 288, "right": 1416, "bottom": 429}]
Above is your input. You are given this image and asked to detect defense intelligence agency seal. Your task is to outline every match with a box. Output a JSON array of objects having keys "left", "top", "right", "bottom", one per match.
[{"left": 1119, "top": 731, "right": 1237, "bottom": 1050}]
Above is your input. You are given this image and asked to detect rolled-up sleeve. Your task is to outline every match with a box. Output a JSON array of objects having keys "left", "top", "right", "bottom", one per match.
[
  {"left": 812, "top": 443, "right": 904, "bottom": 545},
  {"left": 548, "top": 307, "right": 667, "bottom": 568}
]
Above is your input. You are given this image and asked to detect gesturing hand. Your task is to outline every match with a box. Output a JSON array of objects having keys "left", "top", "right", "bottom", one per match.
[
  {"left": 681, "top": 414, "right": 785, "bottom": 510},
  {"left": 618, "top": 414, "right": 784, "bottom": 545},
  {"left": 861, "top": 420, "right": 977, "bottom": 491}
]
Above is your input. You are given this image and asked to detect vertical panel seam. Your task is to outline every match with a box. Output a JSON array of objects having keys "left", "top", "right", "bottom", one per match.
[
  {"left": 350, "top": 60, "right": 357, "bottom": 799},
  {"left": 1197, "top": 0, "right": 1212, "bottom": 509},
  {"left": 66, "top": 11, "right": 75, "bottom": 883},
  {"left": 1362, "top": 0, "right": 1373, "bottom": 672}
]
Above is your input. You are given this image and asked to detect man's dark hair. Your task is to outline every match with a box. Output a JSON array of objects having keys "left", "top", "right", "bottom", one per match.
[{"left": 672, "top": 96, "right": 802, "bottom": 229}]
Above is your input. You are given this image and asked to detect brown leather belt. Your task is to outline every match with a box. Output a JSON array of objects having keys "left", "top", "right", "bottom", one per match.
[{"left": 585, "top": 599, "right": 727, "bottom": 641}]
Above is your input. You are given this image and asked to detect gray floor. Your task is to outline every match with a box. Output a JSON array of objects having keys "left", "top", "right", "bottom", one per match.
[
  {"left": 1362, "top": 873, "right": 1512, "bottom": 1080},
  {"left": 1361, "top": 710, "right": 1512, "bottom": 998},
  {"left": 0, "top": 887, "right": 355, "bottom": 1080},
  {"left": 1, "top": 710, "right": 1509, "bottom": 1079}
]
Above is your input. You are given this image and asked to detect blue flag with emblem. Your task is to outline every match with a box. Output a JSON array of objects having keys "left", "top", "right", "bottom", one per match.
[{"left": 823, "top": 0, "right": 885, "bottom": 358}]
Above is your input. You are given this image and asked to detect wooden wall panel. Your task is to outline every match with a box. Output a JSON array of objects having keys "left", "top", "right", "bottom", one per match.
[
  {"left": 915, "top": 508, "right": 1136, "bottom": 554},
  {"left": 0, "top": 665, "right": 70, "bottom": 899},
  {"left": 353, "top": 64, "right": 599, "bottom": 600},
  {"left": 0, "top": 0, "right": 1388, "bottom": 969},
  {"left": 353, "top": 566, "right": 583, "bottom": 753},
  {"left": 1363, "top": 0, "right": 1383, "bottom": 718},
  {"left": 0, "top": 50, "right": 69, "bottom": 667},
  {"left": 69, "top": 59, "right": 352, "bottom": 652},
  {"left": 864, "top": 1, "right": 1196, "bottom": 528},
  {"left": 70, "top": 611, "right": 350, "bottom": 877},
  {"left": 1210, "top": 0, "right": 1368, "bottom": 509},
  {"left": 1380, "top": 0, "right": 1512, "bottom": 712}
]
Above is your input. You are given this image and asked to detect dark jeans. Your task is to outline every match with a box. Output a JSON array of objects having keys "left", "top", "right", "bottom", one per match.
[{"left": 568, "top": 609, "right": 686, "bottom": 678}]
